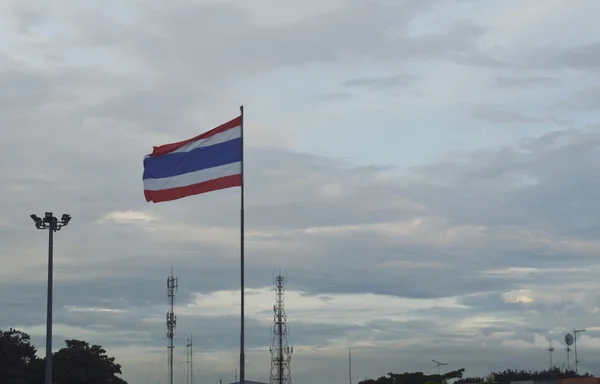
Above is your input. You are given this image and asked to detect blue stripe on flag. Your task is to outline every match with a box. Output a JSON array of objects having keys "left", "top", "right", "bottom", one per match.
[{"left": 143, "top": 138, "right": 242, "bottom": 179}]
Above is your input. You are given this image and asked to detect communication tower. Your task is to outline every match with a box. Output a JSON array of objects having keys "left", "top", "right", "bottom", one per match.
[
  {"left": 269, "top": 273, "right": 293, "bottom": 384},
  {"left": 166, "top": 268, "right": 178, "bottom": 384}
]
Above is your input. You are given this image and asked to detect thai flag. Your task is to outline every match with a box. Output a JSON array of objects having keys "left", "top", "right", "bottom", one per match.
[{"left": 143, "top": 115, "right": 242, "bottom": 203}]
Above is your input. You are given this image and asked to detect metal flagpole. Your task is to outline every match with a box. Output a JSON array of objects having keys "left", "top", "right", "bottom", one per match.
[
  {"left": 239, "top": 105, "right": 245, "bottom": 384},
  {"left": 46, "top": 219, "right": 54, "bottom": 384}
]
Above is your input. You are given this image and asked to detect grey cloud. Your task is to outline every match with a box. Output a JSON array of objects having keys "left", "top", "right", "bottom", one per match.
[
  {"left": 0, "top": 69, "right": 57, "bottom": 111},
  {"left": 6, "top": 2, "right": 48, "bottom": 34},
  {"left": 407, "top": 127, "right": 600, "bottom": 236},
  {"left": 472, "top": 106, "right": 543, "bottom": 124},
  {"left": 452, "top": 53, "right": 511, "bottom": 68},
  {"left": 342, "top": 74, "right": 418, "bottom": 90},
  {"left": 497, "top": 76, "right": 561, "bottom": 88},
  {"left": 529, "top": 41, "right": 600, "bottom": 71},
  {"left": 571, "top": 86, "right": 600, "bottom": 110},
  {"left": 44, "top": 0, "right": 487, "bottom": 81}
]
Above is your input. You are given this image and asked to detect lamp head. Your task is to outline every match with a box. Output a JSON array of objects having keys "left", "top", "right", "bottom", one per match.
[
  {"left": 30, "top": 214, "right": 43, "bottom": 229},
  {"left": 61, "top": 214, "right": 71, "bottom": 224}
]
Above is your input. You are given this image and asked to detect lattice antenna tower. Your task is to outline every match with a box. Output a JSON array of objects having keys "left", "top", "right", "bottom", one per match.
[
  {"left": 166, "top": 268, "right": 178, "bottom": 384},
  {"left": 269, "top": 272, "right": 293, "bottom": 384}
]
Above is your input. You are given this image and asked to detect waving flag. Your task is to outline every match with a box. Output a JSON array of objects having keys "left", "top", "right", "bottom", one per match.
[
  {"left": 143, "top": 107, "right": 248, "bottom": 384},
  {"left": 143, "top": 115, "right": 242, "bottom": 203}
]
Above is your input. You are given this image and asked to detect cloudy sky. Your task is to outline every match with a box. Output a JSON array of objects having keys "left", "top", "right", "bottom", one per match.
[{"left": 1, "top": 0, "right": 600, "bottom": 383}]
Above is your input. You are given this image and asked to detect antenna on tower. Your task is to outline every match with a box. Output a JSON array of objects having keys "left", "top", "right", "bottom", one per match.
[
  {"left": 432, "top": 360, "right": 448, "bottom": 376},
  {"left": 547, "top": 336, "right": 554, "bottom": 367},
  {"left": 166, "top": 268, "right": 178, "bottom": 384},
  {"left": 269, "top": 272, "right": 293, "bottom": 384}
]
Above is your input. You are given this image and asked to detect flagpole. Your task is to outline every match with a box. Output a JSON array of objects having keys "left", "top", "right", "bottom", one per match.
[{"left": 239, "top": 105, "right": 245, "bottom": 384}]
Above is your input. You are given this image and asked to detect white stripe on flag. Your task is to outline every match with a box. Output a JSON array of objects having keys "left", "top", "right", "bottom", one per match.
[
  {"left": 143, "top": 162, "right": 242, "bottom": 191},
  {"left": 170, "top": 126, "right": 241, "bottom": 154}
]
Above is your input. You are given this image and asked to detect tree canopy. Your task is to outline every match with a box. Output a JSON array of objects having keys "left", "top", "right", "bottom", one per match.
[
  {"left": 457, "top": 367, "right": 592, "bottom": 383},
  {"left": 0, "top": 329, "right": 128, "bottom": 384},
  {"left": 360, "top": 367, "right": 592, "bottom": 384},
  {"left": 359, "top": 368, "right": 465, "bottom": 384},
  {"left": 0, "top": 328, "right": 38, "bottom": 384}
]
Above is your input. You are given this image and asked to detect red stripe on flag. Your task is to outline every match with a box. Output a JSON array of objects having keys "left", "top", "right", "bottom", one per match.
[
  {"left": 150, "top": 115, "right": 242, "bottom": 157},
  {"left": 144, "top": 174, "right": 242, "bottom": 203}
]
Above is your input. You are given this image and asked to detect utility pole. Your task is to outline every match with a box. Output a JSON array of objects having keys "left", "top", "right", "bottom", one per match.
[
  {"left": 30, "top": 212, "right": 72, "bottom": 384},
  {"left": 574, "top": 328, "right": 585, "bottom": 373}
]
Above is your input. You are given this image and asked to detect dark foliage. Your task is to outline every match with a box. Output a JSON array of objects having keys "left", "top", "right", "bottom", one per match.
[
  {"left": 0, "top": 329, "right": 38, "bottom": 384},
  {"left": 0, "top": 329, "right": 128, "bottom": 384},
  {"left": 358, "top": 368, "right": 465, "bottom": 384},
  {"left": 362, "top": 367, "right": 594, "bottom": 384},
  {"left": 457, "top": 367, "right": 593, "bottom": 383}
]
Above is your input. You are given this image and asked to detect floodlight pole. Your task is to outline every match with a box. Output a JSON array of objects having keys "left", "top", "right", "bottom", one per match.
[
  {"left": 46, "top": 220, "right": 53, "bottom": 384},
  {"left": 30, "top": 212, "right": 71, "bottom": 384}
]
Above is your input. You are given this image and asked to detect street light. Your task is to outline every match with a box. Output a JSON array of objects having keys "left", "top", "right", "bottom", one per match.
[{"left": 30, "top": 212, "right": 71, "bottom": 384}]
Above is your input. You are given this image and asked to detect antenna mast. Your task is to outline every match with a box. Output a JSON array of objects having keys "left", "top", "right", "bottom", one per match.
[
  {"left": 269, "top": 273, "right": 293, "bottom": 384},
  {"left": 432, "top": 360, "right": 448, "bottom": 376},
  {"left": 166, "top": 268, "right": 178, "bottom": 384},
  {"left": 349, "top": 348, "right": 352, "bottom": 384},
  {"left": 547, "top": 336, "right": 554, "bottom": 367},
  {"left": 574, "top": 328, "right": 585, "bottom": 373},
  {"left": 186, "top": 335, "right": 193, "bottom": 384}
]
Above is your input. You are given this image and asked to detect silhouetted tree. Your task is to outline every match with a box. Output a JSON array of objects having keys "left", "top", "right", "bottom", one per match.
[
  {"left": 363, "top": 367, "right": 593, "bottom": 384},
  {"left": 358, "top": 369, "right": 465, "bottom": 384},
  {"left": 454, "top": 367, "right": 593, "bottom": 384},
  {"left": 0, "top": 329, "right": 128, "bottom": 384},
  {"left": 491, "top": 367, "right": 591, "bottom": 382},
  {"left": 51, "top": 339, "right": 127, "bottom": 384},
  {"left": 0, "top": 328, "right": 39, "bottom": 384}
]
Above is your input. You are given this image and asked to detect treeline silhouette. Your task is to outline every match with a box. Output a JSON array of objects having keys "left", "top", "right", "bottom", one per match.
[
  {"left": 457, "top": 368, "right": 592, "bottom": 383},
  {"left": 0, "top": 328, "right": 127, "bottom": 384},
  {"left": 359, "top": 368, "right": 467, "bottom": 384},
  {"left": 359, "top": 367, "right": 592, "bottom": 384}
]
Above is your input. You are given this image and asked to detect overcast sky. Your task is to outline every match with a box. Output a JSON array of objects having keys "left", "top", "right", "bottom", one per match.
[{"left": 1, "top": 0, "right": 600, "bottom": 383}]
